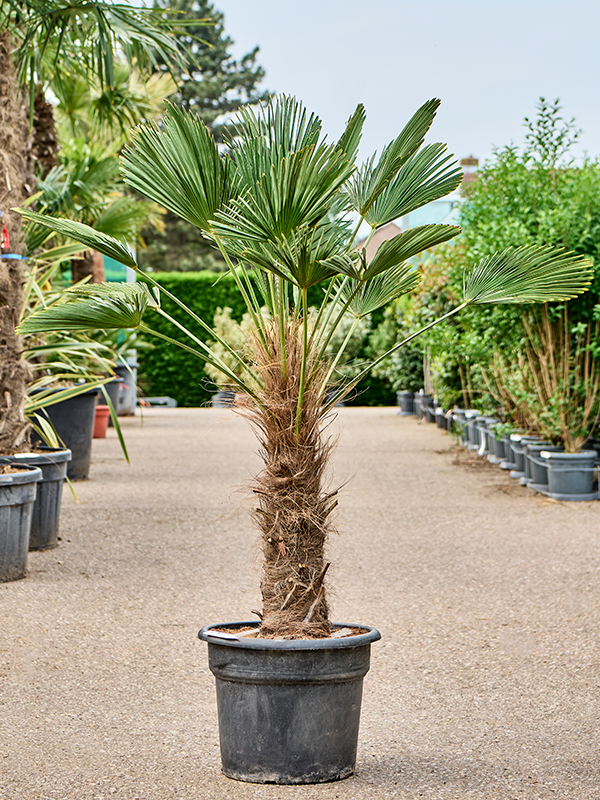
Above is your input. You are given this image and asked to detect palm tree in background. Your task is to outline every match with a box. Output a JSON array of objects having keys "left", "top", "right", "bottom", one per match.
[{"left": 0, "top": 0, "right": 185, "bottom": 452}]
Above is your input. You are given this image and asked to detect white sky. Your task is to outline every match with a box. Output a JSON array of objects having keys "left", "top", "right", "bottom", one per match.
[{"left": 215, "top": 0, "right": 600, "bottom": 167}]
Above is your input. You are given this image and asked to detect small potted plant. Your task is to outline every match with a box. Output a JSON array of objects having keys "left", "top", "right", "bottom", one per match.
[{"left": 18, "top": 96, "right": 593, "bottom": 782}]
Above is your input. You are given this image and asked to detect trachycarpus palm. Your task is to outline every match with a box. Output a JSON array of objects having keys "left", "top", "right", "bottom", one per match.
[{"left": 18, "top": 96, "right": 593, "bottom": 638}]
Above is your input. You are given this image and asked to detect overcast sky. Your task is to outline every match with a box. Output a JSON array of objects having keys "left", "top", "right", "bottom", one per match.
[{"left": 215, "top": 0, "right": 600, "bottom": 167}]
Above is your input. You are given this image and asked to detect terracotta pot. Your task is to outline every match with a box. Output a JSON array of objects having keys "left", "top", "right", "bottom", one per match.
[{"left": 93, "top": 405, "right": 110, "bottom": 439}]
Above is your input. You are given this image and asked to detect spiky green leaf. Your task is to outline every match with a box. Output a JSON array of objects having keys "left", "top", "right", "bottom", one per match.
[
  {"left": 464, "top": 246, "right": 595, "bottom": 304},
  {"left": 343, "top": 98, "right": 441, "bottom": 216}
]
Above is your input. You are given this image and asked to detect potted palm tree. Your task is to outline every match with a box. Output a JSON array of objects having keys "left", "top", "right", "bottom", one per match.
[{"left": 17, "top": 96, "right": 593, "bottom": 783}]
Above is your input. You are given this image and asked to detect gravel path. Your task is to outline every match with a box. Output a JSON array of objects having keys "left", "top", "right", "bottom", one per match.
[{"left": 1, "top": 407, "right": 599, "bottom": 800}]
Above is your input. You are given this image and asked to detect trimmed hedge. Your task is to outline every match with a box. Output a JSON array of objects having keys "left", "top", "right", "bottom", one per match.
[{"left": 137, "top": 271, "right": 395, "bottom": 407}]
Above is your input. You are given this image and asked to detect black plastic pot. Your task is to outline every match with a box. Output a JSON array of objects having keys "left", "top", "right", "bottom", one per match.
[
  {"left": 0, "top": 449, "right": 71, "bottom": 550},
  {"left": 0, "top": 466, "right": 42, "bottom": 582},
  {"left": 396, "top": 391, "right": 415, "bottom": 416},
  {"left": 34, "top": 389, "right": 98, "bottom": 480},
  {"left": 198, "top": 622, "right": 381, "bottom": 784},
  {"left": 541, "top": 450, "right": 598, "bottom": 501}
]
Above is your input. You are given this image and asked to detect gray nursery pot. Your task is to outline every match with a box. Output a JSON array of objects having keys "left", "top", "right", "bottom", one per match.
[
  {"left": 509, "top": 435, "right": 540, "bottom": 479},
  {"left": 198, "top": 622, "right": 381, "bottom": 784},
  {"left": 0, "top": 466, "right": 42, "bottom": 582},
  {"left": 0, "top": 449, "right": 71, "bottom": 550},
  {"left": 396, "top": 391, "right": 416, "bottom": 416},
  {"left": 541, "top": 450, "right": 598, "bottom": 501},
  {"left": 525, "top": 443, "right": 564, "bottom": 492}
]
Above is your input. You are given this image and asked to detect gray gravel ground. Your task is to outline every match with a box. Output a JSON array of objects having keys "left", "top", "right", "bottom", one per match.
[{"left": 1, "top": 407, "right": 599, "bottom": 800}]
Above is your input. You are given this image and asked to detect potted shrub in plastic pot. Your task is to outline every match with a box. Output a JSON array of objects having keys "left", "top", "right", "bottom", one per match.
[{"left": 18, "top": 96, "right": 594, "bottom": 783}]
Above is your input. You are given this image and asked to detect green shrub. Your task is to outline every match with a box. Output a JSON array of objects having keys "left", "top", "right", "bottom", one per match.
[{"left": 137, "top": 271, "right": 248, "bottom": 406}]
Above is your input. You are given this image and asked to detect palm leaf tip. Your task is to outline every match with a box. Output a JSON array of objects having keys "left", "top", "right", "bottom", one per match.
[
  {"left": 18, "top": 283, "right": 156, "bottom": 335},
  {"left": 14, "top": 208, "right": 138, "bottom": 270},
  {"left": 464, "top": 246, "right": 595, "bottom": 304}
]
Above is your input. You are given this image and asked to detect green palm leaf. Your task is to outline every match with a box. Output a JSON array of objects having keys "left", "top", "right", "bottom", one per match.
[
  {"left": 15, "top": 209, "right": 138, "bottom": 268},
  {"left": 339, "top": 265, "right": 422, "bottom": 317},
  {"left": 363, "top": 224, "right": 460, "bottom": 280},
  {"left": 342, "top": 98, "right": 442, "bottom": 216},
  {"left": 464, "top": 246, "right": 595, "bottom": 304},
  {"left": 120, "top": 103, "right": 239, "bottom": 232},
  {"left": 18, "top": 283, "right": 158, "bottom": 335},
  {"left": 364, "top": 144, "right": 463, "bottom": 228},
  {"left": 334, "top": 104, "right": 366, "bottom": 163}
]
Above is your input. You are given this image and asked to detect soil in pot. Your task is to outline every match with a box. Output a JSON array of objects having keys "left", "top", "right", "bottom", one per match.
[
  {"left": 0, "top": 449, "right": 72, "bottom": 551},
  {"left": 198, "top": 622, "right": 381, "bottom": 784},
  {"left": 0, "top": 465, "right": 42, "bottom": 581}
]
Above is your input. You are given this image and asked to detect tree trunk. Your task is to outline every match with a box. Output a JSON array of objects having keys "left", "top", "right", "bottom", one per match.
[
  {"left": 0, "top": 32, "right": 34, "bottom": 453},
  {"left": 71, "top": 251, "right": 105, "bottom": 284},
  {"left": 33, "top": 91, "right": 58, "bottom": 178},
  {"left": 243, "top": 323, "right": 335, "bottom": 639}
]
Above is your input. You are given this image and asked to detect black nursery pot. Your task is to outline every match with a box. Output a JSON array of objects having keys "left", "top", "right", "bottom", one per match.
[
  {"left": 198, "top": 622, "right": 381, "bottom": 785},
  {"left": 0, "top": 449, "right": 72, "bottom": 550},
  {"left": 34, "top": 389, "right": 98, "bottom": 480}
]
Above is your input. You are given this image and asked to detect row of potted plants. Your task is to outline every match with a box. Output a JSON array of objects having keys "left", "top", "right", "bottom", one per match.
[{"left": 400, "top": 390, "right": 599, "bottom": 501}]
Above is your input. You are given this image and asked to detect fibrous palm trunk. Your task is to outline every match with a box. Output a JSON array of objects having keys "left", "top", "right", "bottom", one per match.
[
  {"left": 0, "top": 32, "right": 33, "bottom": 453},
  {"left": 243, "top": 322, "right": 337, "bottom": 639}
]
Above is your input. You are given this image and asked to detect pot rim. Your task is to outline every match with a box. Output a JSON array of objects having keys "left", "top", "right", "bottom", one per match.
[
  {"left": 0, "top": 465, "right": 42, "bottom": 485},
  {"left": 198, "top": 621, "right": 381, "bottom": 650},
  {"left": 0, "top": 448, "right": 72, "bottom": 465}
]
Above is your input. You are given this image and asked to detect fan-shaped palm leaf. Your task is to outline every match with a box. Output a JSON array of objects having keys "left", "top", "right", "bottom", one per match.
[
  {"left": 18, "top": 283, "right": 157, "bottom": 335},
  {"left": 342, "top": 98, "right": 441, "bottom": 216},
  {"left": 364, "top": 143, "right": 463, "bottom": 228},
  {"left": 339, "top": 265, "right": 422, "bottom": 318},
  {"left": 15, "top": 209, "right": 138, "bottom": 268},
  {"left": 120, "top": 103, "right": 239, "bottom": 233},
  {"left": 464, "top": 246, "right": 595, "bottom": 304},
  {"left": 363, "top": 224, "right": 460, "bottom": 280}
]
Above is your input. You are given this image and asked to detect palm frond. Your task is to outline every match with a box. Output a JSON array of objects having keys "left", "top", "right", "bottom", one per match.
[
  {"left": 339, "top": 265, "right": 422, "bottom": 317},
  {"left": 15, "top": 209, "right": 138, "bottom": 268},
  {"left": 120, "top": 103, "right": 239, "bottom": 232},
  {"left": 464, "top": 246, "right": 595, "bottom": 304},
  {"left": 18, "top": 283, "right": 158, "bottom": 335},
  {"left": 342, "top": 98, "right": 442, "bottom": 216},
  {"left": 363, "top": 224, "right": 460, "bottom": 280},
  {"left": 364, "top": 144, "right": 463, "bottom": 228},
  {"left": 334, "top": 104, "right": 366, "bottom": 163}
]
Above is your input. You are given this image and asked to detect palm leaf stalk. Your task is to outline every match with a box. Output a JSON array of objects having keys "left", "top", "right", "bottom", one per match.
[{"left": 17, "top": 96, "right": 594, "bottom": 638}]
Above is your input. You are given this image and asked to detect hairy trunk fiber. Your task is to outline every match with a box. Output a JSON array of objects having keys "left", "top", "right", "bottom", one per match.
[
  {"left": 33, "top": 92, "right": 58, "bottom": 178},
  {"left": 0, "top": 32, "right": 33, "bottom": 453},
  {"left": 72, "top": 251, "right": 105, "bottom": 284},
  {"left": 241, "top": 323, "right": 337, "bottom": 639}
]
